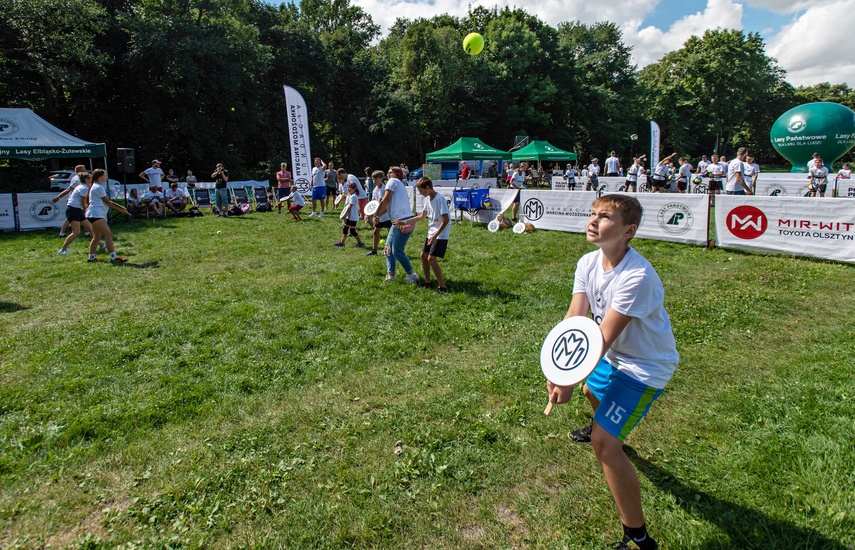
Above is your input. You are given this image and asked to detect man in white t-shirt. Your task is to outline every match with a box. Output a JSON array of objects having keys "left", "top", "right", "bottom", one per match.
[
  {"left": 143, "top": 184, "right": 165, "bottom": 217},
  {"left": 676, "top": 157, "right": 693, "bottom": 193},
  {"left": 586, "top": 158, "right": 601, "bottom": 191},
  {"left": 310, "top": 157, "right": 326, "bottom": 217},
  {"left": 564, "top": 163, "right": 579, "bottom": 190},
  {"left": 696, "top": 155, "right": 710, "bottom": 175},
  {"left": 139, "top": 160, "right": 164, "bottom": 191},
  {"left": 809, "top": 158, "right": 830, "bottom": 197},
  {"left": 604, "top": 152, "right": 621, "bottom": 177},
  {"left": 52, "top": 164, "right": 88, "bottom": 237},
  {"left": 165, "top": 182, "right": 188, "bottom": 213},
  {"left": 725, "top": 147, "right": 752, "bottom": 195},
  {"left": 624, "top": 155, "right": 645, "bottom": 192}
]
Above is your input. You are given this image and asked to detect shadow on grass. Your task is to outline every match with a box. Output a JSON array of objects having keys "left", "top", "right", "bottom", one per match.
[
  {"left": 114, "top": 260, "right": 160, "bottom": 269},
  {"left": 624, "top": 446, "right": 846, "bottom": 549},
  {"left": 444, "top": 279, "right": 515, "bottom": 299},
  {"left": 0, "top": 301, "right": 30, "bottom": 313}
]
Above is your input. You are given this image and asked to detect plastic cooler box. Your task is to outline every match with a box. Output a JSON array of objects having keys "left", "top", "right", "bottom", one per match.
[{"left": 453, "top": 188, "right": 490, "bottom": 210}]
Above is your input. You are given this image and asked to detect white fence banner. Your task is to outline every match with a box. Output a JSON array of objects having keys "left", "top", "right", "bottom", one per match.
[
  {"left": 432, "top": 177, "right": 497, "bottom": 189},
  {"left": 16, "top": 192, "right": 65, "bottom": 230},
  {"left": 0, "top": 194, "right": 15, "bottom": 231},
  {"left": 714, "top": 195, "right": 855, "bottom": 263},
  {"left": 606, "top": 192, "right": 710, "bottom": 245},
  {"left": 520, "top": 190, "right": 597, "bottom": 232}
]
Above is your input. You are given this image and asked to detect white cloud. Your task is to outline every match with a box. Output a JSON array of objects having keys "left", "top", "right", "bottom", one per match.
[
  {"left": 766, "top": 0, "right": 855, "bottom": 86},
  {"left": 744, "top": 0, "right": 838, "bottom": 13},
  {"left": 622, "top": 0, "right": 744, "bottom": 68}
]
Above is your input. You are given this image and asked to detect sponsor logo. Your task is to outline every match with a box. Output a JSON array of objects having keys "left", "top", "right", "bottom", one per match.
[
  {"left": 0, "top": 118, "right": 20, "bottom": 136},
  {"left": 522, "top": 198, "right": 544, "bottom": 221},
  {"left": 763, "top": 184, "right": 786, "bottom": 196},
  {"left": 29, "top": 200, "right": 60, "bottom": 222},
  {"left": 295, "top": 177, "right": 311, "bottom": 193},
  {"left": 726, "top": 205, "right": 767, "bottom": 239},
  {"left": 550, "top": 329, "right": 591, "bottom": 372},
  {"left": 473, "top": 143, "right": 484, "bottom": 150},
  {"left": 787, "top": 117, "right": 806, "bottom": 134},
  {"left": 657, "top": 203, "right": 694, "bottom": 235}
]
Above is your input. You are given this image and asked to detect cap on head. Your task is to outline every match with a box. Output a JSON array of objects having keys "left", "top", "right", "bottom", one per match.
[{"left": 152, "top": 159, "right": 161, "bottom": 165}]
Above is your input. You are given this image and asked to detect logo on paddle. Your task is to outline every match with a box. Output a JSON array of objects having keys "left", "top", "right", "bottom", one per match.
[{"left": 551, "top": 329, "right": 590, "bottom": 371}]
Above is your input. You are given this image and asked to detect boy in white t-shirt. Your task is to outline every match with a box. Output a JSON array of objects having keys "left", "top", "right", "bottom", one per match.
[
  {"left": 408, "top": 177, "right": 451, "bottom": 293},
  {"left": 546, "top": 194, "right": 678, "bottom": 550},
  {"left": 333, "top": 180, "right": 365, "bottom": 248}
]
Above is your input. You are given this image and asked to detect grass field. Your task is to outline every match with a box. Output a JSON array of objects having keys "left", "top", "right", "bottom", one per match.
[{"left": 1, "top": 206, "right": 853, "bottom": 549}]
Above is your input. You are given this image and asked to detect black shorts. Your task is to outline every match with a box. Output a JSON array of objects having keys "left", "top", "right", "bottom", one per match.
[
  {"left": 512, "top": 190, "right": 521, "bottom": 203},
  {"left": 326, "top": 186, "right": 337, "bottom": 197},
  {"left": 374, "top": 219, "right": 393, "bottom": 229},
  {"left": 624, "top": 179, "right": 636, "bottom": 187},
  {"left": 86, "top": 217, "right": 105, "bottom": 224},
  {"left": 677, "top": 180, "right": 687, "bottom": 191},
  {"left": 651, "top": 177, "right": 667, "bottom": 188},
  {"left": 423, "top": 238, "right": 448, "bottom": 258},
  {"left": 342, "top": 219, "right": 358, "bottom": 236},
  {"left": 606, "top": 172, "right": 619, "bottom": 177},
  {"left": 709, "top": 179, "right": 723, "bottom": 191},
  {"left": 66, "top": 206, "right": 85, "bottom": 222}
]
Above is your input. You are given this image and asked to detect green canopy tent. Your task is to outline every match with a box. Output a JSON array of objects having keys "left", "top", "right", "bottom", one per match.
[
  {"left": 425, "top": 137, "right": 511, "bottom": 161},
  {"left": 0, "top": 108, "right": 106, "bottom": 160},
  {"left": 511, "top": 140, "right": 577, "bottom": 162}
]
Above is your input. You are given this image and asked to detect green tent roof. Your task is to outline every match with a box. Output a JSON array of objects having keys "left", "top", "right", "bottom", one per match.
[
  {"left": 425, "top": 137, "right": 511, "bottom": 161},
  {"left": 511, "top": 140, "right": 577, "bottom": 162},
  {"left": 0, "top": 108, "right": 106, "bottom": 160}
]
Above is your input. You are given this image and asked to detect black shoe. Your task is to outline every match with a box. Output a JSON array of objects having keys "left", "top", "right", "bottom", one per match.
[
  {"left": 612, "top": 537, "right": 658, "bottom": 550},
  {"left": 435, "top": 286, "right": 449, "bottom": 294},
  {"left": 364, "top": 249, "right": 378, "bottom": 256},
  {"left": 568, "top": 424, "right": 592, "bottom": 443}
]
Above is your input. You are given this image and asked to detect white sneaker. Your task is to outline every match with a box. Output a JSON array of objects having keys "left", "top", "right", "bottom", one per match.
[
  {"left": 385, "top": 274, "right": 395, "bottom": 282},
  {"left": 318, "top": 212, "right": 324, "bottom": 217},
  {"left": 309, "top": 212, "right": 316, "bottom": 217},
  {"left": 406, "top": 272, "right": 420, "bottom": 285},
  {"left": 57, "top": 249, "right": 70, "bottom": 255}
]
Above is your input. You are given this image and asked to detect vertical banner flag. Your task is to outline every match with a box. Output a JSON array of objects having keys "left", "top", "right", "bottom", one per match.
[
  {"left": 650, "top": 121, "right": 660, "bottom": 168},
  {"left": 283, "top": 85, "right": 312, "bottom": 195}
]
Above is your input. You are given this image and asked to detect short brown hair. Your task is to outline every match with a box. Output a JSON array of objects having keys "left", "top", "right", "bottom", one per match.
[
  {"left": 592, "top": 194, "right": 642, "bottom": 228},
  {"left": 371, "top": 170, "right": 385, "bottom": 179},
  {"left": 92, "top": 168, "right": 106, "bottom": 181},
  {"left": 416, "top": 177, "right": 434, "bottom": 190}
]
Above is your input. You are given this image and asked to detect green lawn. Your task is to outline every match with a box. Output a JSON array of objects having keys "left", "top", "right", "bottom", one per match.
[{"left": 1, "top": 208, "right": 853, "bottom": 549}]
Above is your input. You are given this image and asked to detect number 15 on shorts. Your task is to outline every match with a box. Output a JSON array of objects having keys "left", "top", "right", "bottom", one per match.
[{"left": 605, "top": 401, "right": 626, "bottom": 424}]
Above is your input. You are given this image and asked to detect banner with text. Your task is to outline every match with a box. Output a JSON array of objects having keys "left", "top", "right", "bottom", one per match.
[
  {"left": 283, "top": 85, "right": 312, "bottom": 195},
  {"left": 520, "top": 191, "right": 597, "bottom": 232},
  {"left": 426, "top": 188, "right": 516, "bottom": 223},
  {"left": 714, "top": 195, "right": 855, "bottom": 263},
  {"left": 606, "top": 192, "right": 710, "bottom": 245},
  {"left": 0, "top": 194, "right": 15, "bottom": 231},
  {"left": 16, "top": 193, "right": 65, "bottom": 230}
]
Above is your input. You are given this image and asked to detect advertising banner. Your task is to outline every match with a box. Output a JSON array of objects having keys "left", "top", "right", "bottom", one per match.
[
  {"left": 519, "top": 191, "right": 597, "bottom": 233},
  {"left": 16, "top": 192, "right": 65, "bottom": 230},
  {"left": 714, "top": 195, "right": 855, "bottom": 263},
  {"left": 283, "top": 85, "right": 312, "bottom": 195},
  {"left": 0, "top": 194, "right": 15, "bottom": 231},
  {"left": 432, "top": 178, "right": 496, "bottom": 189},
  {"left": 427, "top": 188, "right": 517, "bottom": 223},
  {"left": 650, "top": 121, "right": 661, "bottom": 167},
  {"left": 607, "top": 192, "right": 710, "bottom": 245}
]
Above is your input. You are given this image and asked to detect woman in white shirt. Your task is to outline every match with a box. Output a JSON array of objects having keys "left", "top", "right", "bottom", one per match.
[
  {"left": 85, "top": 169, "right": 129, "bottom": 263},
  {"left": 375, "top": 166, "right": 419, "bottom": 283}
]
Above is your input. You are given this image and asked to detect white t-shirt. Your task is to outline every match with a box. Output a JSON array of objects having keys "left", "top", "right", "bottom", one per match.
[
  {"left": 347, "top": 174, "right": 368, "bottom": 199},
  {"left": 68, "top": 174, "right": 81, "bottom": 190},
  {"left": 838, "top": 168, "right": 851, "bottom": 179},
  {"left": 144, "top": 190, "right": 164, "bottom": 203},
  {"left": 743, "top": 162, "right": 760, "bottom": 184},
  {"left": 372, "top": 184, "right": 390, "bottom": 222},
  {"left": 708, "top": 162, "right": 724, "bottom": 179},
  {"left": 166, "top": 188, "right": 185, "bottom": 201},
  {"left": 653, "top": 163, "right": 670, "bottom": 179},
  {"left": 343, "top": 194, "right": 359, "bottom": 222},
  {"left": 289, "top": 189, "right": 305, "bottom": 206},
  {"left": 67, "top": 182, "right": 88, "bottom": 209},
  {"left": 312, "top": 166, "right": 325, "bottom": 188},
  {"left": 697, "top": 160, "right": 710, "bottom": 174},
  {"left": 144, "top": 167, "right": 164, "bottom": 187},
  {"left": 423, "top": 192, "right": 450, "bottom": 240},
  {"left": 678, "top": 163, "right": 693, "bottom": 181},
  {"left": 810, "top": 166, "right": 829, "bottom": 183},
  {"left": 510, "top": 171, "right": 526, "bottom": 189},
  {"left": 573, "top": 248, "right": 679, "bottom": 389},
  {"left": 807, "top": 159, "right": 818, "bottom": 171},
  {"left": 725, "top": 159, "right": 745, "bottom": 192},
  {"left": 587, "top": 164, "right": 600, "bottom": 177},
  {"left": 385, "top": 178, "right": 412, "bottom": 221},
  {"left": 605, "top": 156, "right": 620, "bottom": 174},
  {"left": 565, "top": 168, "right": 578, "bottom": 182},
  {"left": 85, "top": 182, "right": 109, "bottom": 219},
  {"left": 626, "top": 164, "right": 640, "bottom": 183}
]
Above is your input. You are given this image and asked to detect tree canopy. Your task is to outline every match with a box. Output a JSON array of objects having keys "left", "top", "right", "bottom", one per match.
[{"left": 0, "top": 0, "right": 845, "bottom": 191}]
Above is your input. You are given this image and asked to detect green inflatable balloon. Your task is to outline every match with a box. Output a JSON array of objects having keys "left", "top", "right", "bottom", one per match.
[{"left": 770, "top": 102, "right": 855, "bottom": 172}]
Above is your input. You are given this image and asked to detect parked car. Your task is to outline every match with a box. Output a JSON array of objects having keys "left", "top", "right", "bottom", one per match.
[{"left": 49, "top": 170, "right": 120, "bottom": 190}]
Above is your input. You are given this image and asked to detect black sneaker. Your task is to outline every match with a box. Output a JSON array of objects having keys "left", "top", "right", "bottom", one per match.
[
  {"left": 568, "top": 424, "right": 592, "bottom": 444},
  {"left": 612, "top": 537, "right": 658, "bottom": 550},
  {"left": 364, "top": 249, "right": 378, "bottom": 256},
  {"left": 435, "top": 286, "right": 449, "bottom": 294}
]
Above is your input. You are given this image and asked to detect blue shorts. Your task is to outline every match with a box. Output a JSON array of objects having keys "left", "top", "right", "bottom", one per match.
[
  {"left": 312, "top": 187, "right": 327, "bottom": 201},
  {"left": 585, "top": 359, "right": 663, "bottom": 442}
]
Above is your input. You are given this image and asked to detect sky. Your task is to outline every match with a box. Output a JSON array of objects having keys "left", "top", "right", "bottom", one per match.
[{"left": 272, "top": 0, "right": 854, "bottom": 88}]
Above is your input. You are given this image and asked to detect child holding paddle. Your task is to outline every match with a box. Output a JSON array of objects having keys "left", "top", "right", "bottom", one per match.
[
  {"left": 545, "top": 194, "right": 678, "bottom": 550},
  {"left": 407, "top": 177, "right": 450, "bottom": 293}
]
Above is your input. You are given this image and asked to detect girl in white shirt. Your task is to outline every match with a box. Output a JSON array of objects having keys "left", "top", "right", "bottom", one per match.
[
  {"left": 85, "top": 169, "right": 129, "bottom": 263},
  {"left": 58, "top": 172, "right": 91, "bottom": 255}
]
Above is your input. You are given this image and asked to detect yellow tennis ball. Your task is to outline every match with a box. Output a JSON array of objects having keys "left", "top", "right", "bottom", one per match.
[
  {"left": 379, "top": 239, "right": 386, "bottom": 246},
  {"left": 463, "top": 33, "right": 484, "bottom": 56}
]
